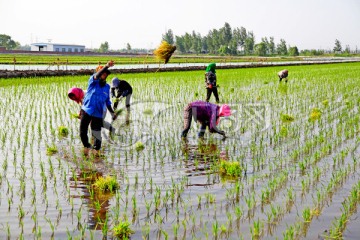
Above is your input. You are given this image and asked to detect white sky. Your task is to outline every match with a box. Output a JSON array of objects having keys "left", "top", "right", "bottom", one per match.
[{"left": 1, "top": 0, "right": 359, "bottom": 51}]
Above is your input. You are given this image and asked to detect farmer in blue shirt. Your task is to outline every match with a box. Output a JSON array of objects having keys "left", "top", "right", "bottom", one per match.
[{"left": 80, "top": 60, "right": 116, "bottom": 156}]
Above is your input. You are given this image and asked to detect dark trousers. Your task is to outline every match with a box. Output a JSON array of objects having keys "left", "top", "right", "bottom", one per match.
[
  {"left": 181, "top": 105, "right": 206, "bottom": 137},
  {"left": 80, "top": 110, "right": 103, "bottom": 150},
  {"left": 206, "top": 87, "right": 219, "bottom": 103}
]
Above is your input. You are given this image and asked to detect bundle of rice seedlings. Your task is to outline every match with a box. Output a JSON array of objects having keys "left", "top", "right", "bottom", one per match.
[
  {"left": 281, "top": 113, "right": 295, "bottom": 123},
  {"left": 58, "top": 126, "right": 69, "bottom": 137},
  {"left": 153, "top": 41, "right": 176, "bottom": 64},
  {"left": 309, "top": 108, "right": 322, "bottom": 121}
]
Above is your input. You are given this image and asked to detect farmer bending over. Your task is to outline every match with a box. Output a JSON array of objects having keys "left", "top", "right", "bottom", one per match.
[
  {"left": 205, "top": 63, "right": 220, "bottom": 103},
  {"left": 111, "top": 77, "right": 133, "bottom": 111},
  {"left": 181, "top": 100, "right": 231, "bottom": 138},
  {"left": 80, "top": 60, "right": 116, "bottom": 156},
  {"left": 278, "top": 69, "right": 289, "bottom": 82}
]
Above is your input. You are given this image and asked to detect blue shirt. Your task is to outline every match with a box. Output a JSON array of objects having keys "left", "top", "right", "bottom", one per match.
[{"left": 81, "top": 74, "right": 111, "bottom": 118}]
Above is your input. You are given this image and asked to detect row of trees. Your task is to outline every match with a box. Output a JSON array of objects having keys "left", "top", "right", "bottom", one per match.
[
  {"left": 162, "top": 23, "right": 300, "bottom": 56},
  {"left": 162, "top": 23, "right": 357, "bottom": 56}
]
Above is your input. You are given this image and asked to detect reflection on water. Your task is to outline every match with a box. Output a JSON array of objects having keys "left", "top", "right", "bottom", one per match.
[
  {"left": 181, "top": 139, "right": 228, "bottom": 184},
  {"left": 68, "top": 159, "right": 115, "bottom": 231},
  {"left": 2, "top": 58, "right": 359, "bottom": 71}
]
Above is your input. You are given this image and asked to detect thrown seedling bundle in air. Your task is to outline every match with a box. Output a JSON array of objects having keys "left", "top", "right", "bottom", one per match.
[{"left": 153, "top": 41, "right": 176, "bottom": 64}]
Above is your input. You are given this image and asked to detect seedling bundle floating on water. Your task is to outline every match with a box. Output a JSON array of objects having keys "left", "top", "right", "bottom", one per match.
[
  {"left": 309, "top": 108, "right": 322, "bottom": 121},
  {"left": 135, "top": 141, "right": 145, "bottom": 151},
  {"left": 153, "top": 41, "right": 176, "bottom": 64},
  {"left": 281, "top": 113, "right": 295, "bottom": 123},
  {"left": 46, "top": 144, "right": 58, "bottom": 156},
  {"left": 58, "top": 126, "right": 69, "bottom": 137},
  {"left": 219, "top": 160, "right": 242, "bottom": 177},
  {"left": 93, "top": 176, "right": 119, "bottom": 193}
]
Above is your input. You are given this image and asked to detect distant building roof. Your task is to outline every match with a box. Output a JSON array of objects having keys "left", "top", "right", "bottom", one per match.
[{"left": 31, "top": 43, "right": 85, "bottom": 47}]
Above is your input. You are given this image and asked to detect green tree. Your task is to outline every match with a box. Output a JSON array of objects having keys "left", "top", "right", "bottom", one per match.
[
  {"left": 207, "top": 29, "right": 220, "bottom": 54},
  {"left": 254, "top": 42, "right": 267, "bottom": 56},
  {"left": 220, "top": 22, "right": 232, "bottom": 46},
  {"left": 288, "top": 46, "right": 299, "bottom": 56},
  {"left": 191, "top": 31, "right": 202, "bottom": 53},
  {"left": 183, "top": 33, "right": 192, "bottom": 53},
  {"left": 344, "top": 45, "right": 350, "bottom": 54},
  {"left": 99, "top": 41, "right": 109, "bottom": 52},
  {"left": 218, "top": 45, "right": 231, "bottom": 55},
  {"left": 232, "top": 27, "right": 247, "bottom": 54},
  {"left": 0, "top": 34, "right": 17, "bottom": 50},
  {"left": 276, "top": 39, "right": 287, "bottom": 55},
  {"left": 333, "top": 39, "right": 342, "bottom": 53},
  {"left": 228, "top": 39, "right": 238, "bottom": 55},
  {"left": 268, "top": 37, "right": 276, "bottom": 55},
  {"left": 126, "top": 43, "right": 131, "bottom": 52},
  {"left": 202, "top": 36, "right": 209, "bottom": 53},
  {"left": 261, "top": 37, "right": 269, "bottom": 55},
  {"left": 244, "top": 31, "right": 255, "bottom": 55},
  {"left": 175, "top": 36, "right": 185, "bottom": 53},
  {"left": 162, "top": 29, "right": 175, "bottom": 44}
]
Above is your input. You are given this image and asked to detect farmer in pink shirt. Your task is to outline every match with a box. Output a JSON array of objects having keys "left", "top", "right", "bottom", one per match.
[{"left": 181, "top": 100, "right": 231, "bottom": 138}]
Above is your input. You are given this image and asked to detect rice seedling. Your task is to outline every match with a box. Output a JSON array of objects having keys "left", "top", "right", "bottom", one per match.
[
  {"left": 135, "top": 141, "right": 145, "bottom": 151},
  {"left": 58, "top": 125, "right": 69, "bottom": 137},
  {"left": 46, "top": 144, "right": 58, "bottom": 155},
  {"left": 309, "top": 108, "right": 322, "bottom": 121},
  {"left": 250, "top": 219, "right": 263, "bottom": 239},
  {"left": 302, "top": 207, "right": 312, "bottom": 223},
  {"left": 280, "top": 113, "right": 295, "bottom": 123},
  {"left": 218, "top": 160, "right": 242, "bottom": 177},
  {"left": 93, "top": 176, "right": 119, "bottom": 192}
]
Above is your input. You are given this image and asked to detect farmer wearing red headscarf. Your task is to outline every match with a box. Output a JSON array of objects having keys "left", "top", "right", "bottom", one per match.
[
  {"left": 181, "top": 100, "right": 231, "bottom": 138},
  {"left": 68, "top": 87, "right": 84, "bottom": 107}
]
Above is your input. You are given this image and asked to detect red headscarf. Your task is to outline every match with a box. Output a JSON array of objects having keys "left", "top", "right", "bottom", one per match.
[{"left": 68, "top": 87, "right": 84, "bottom": 104}]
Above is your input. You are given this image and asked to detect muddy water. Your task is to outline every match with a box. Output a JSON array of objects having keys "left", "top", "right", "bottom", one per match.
[{"left": 0, "top": 66, "right": 360, "bottom": 239}]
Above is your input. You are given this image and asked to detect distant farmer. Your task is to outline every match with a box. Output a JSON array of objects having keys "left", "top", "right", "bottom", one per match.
[
  {"left": 111, "top": 77, "right": 133, "bottom": 111},
  {"left": 205, "top": 63, "right": 220, "bottom": 103},
  {"left": 80, "top": 60, "right": 116, "bottom": 156},
  {"left": 68, "top": 87, "right": 114, "bottom": 133},
  {"left": 181, "top": 100, "right": 231, "bottom": 138},
  {"left": 278, "top": 69, "right": 289, "bottom": 82}
]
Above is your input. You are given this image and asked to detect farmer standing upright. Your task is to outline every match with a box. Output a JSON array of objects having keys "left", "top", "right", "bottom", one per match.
[
  {"left": 205, "top": 63, "right": 220, "bottom": 103},
  {"left": 68, "top": 87, "right": 115, "bottom": 134},
  {"left": 181, "top": 100, "right": 231, "bottom": 138},
  {"left": 80, "top": 60, "right": 116, "bottom": 156}
]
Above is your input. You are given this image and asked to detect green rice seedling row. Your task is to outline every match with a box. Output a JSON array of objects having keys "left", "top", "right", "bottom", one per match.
[{"left": 0, "top": 62, "right": 359, "bottom": 239}]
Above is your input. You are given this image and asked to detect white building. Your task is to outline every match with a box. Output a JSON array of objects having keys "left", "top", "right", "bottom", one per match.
[{"left": 31, "top": 43, "right": 85, "bottom": 53}]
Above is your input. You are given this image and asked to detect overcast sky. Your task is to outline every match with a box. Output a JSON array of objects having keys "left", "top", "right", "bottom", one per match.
[{"left": 1, "top": 0, "right": 359, "bottom": 51}]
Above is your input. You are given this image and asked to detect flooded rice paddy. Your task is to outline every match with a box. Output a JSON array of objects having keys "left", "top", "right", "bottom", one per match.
[{"left": 0, "top": 63, "right": 359, "bottom": 239}]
